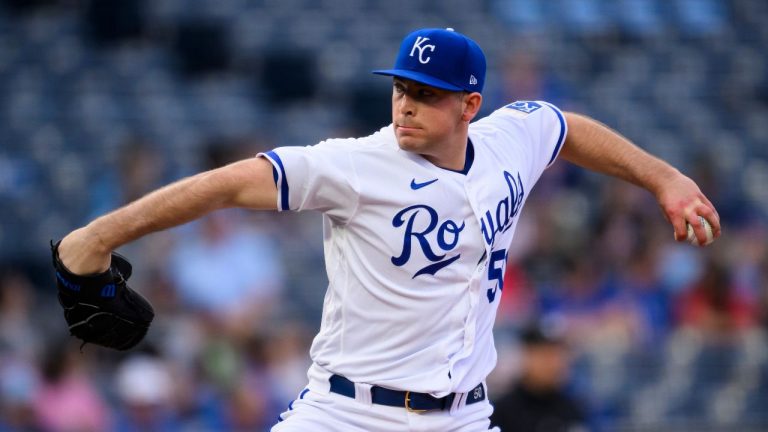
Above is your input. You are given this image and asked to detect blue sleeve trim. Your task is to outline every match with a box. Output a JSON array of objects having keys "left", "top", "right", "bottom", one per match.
[
  {"left": 543, "top": 102, "right": 566, "bottom": 167},
  {"left": 287, "top": 388, "right": 309, "bottom": 411},
  {"left": 265, "top": 150, "right": 290, "bottom": 211}
]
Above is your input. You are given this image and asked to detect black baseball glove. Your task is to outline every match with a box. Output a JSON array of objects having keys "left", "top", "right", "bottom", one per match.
[{"left": 51, "top": 241, "right": 154, "bottom": 350}]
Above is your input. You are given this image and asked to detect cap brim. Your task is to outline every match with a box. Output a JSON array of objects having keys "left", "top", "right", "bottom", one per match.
[{"left": 372, "top": 69, "right": 464, "bottom": 92}]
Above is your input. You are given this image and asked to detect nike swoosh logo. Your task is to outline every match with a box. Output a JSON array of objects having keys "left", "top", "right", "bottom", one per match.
[{"left": 410, "top": 178, "right": 438, "bottom": 190}]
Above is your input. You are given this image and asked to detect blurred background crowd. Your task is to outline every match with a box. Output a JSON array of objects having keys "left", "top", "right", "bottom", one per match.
[{"left": 0, "top": 0, "right": 766, "bottom": 431}]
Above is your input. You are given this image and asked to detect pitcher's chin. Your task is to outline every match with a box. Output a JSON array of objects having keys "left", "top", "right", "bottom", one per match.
[{"left": 396, "top": 138, "right": 422, "bottom": 153}]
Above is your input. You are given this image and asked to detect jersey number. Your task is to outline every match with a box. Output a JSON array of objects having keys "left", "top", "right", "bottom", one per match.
[{"left": 486, "top": 248, "right": 507, "bottom": 303}]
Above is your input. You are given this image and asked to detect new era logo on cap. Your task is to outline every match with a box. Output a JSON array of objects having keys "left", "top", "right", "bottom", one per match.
[{"left": 373, "top": 28, "right": 486, "bottom": 93}]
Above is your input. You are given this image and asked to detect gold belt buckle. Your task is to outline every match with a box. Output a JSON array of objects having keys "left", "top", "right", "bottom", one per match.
[{"left": 404, "top": 391, "right": 427, "bottom": 413}]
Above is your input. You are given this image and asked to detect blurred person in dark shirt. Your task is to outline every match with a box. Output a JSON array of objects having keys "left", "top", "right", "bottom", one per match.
[{"left": 491, "top": 324, "right": 588, "bottom": 432}]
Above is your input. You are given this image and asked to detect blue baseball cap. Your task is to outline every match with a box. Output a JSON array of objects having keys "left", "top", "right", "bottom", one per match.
[{"left": 373, "top": 28, "right": 486, "bottom": 93}]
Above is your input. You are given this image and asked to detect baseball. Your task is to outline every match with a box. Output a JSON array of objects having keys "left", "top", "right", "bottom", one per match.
[{"left": 686, "top": 216, "right": 714, "bottom": 246}]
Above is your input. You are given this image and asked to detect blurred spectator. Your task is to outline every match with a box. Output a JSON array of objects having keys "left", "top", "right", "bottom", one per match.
[
  {"left": 676, "top": 259, "right": 759, "bottom": 338},
  {"left": 88, "top": 137, "right": 177, "bottom": 305},
  {"left": 167, "top": 210, "right": 285, "bottom": 337},
  {"left": 537, "top": 255, "right": 633, "bottom": 350},
  {"left": 188, "top": 332, "right": 276, "bottom": 431},
  {"left": 490, "top": 323, "right": 588, "bottom": 432},
  {"left": 593, "top": 182, "right": 655, "bottom": 272},
  {"left": 222, "top": 383, "right": 269, "bottom": 431},
  {"left": 0, "top": 358, "right": 39, "bottom": 431},
  {"left": 611, "top": 240, "right": 673, "bottom": 348},
  {"left": 262, "top": 323, "right": 312, "bottom": 405},
  {"left": 496, "top": 260, "right": 536, "bottom": 328},
  {"left": 655, "top": 242, "right": 704, "bottom": 295},
  {"left": 0, "top": 271, "right": 43, "bottom": 431},
  {"left": 760, "top": 256, "right": 768, "bottom": 331},
  {"left": 89, "top": 137, "right": 170, "bottom": 219},
  {"left": 728, "top": 223, "right": 768, "bottom": 307},
  {"left": 0, "top": 271, "right": 41, "bottom": 360},
  {"left": 166, "top": 139, "right": 285, "bottom": 337},
  {"left": 113, "top": 353, "right": 180, "bottom": 432},
  {"left": 490, "top": 48, "right": 570, "bottom": 108},
  {"left": 226, "top": 333, "right": 280, "bottom": 431},
  {"left": 32, "top": 343, "right": 110, "bottom": 432}
]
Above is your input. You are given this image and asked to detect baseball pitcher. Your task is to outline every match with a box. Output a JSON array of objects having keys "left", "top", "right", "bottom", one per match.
[{"left": 53, "top": 28, "right": 720, "bottom": 431}]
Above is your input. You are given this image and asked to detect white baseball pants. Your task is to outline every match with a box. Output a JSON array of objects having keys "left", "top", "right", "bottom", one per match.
[{"left": 272, "top": 385, "right": 500, "bottom": 432}]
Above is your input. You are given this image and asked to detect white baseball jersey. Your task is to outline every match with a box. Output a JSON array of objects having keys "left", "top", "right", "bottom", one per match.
[{"left": 259, "top": 100, "right": 566, "bottom": 397}]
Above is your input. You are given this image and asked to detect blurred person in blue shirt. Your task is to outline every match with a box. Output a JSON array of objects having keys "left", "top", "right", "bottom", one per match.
[{"left": 167, "top": 209, "right": 285, "bottom": 337}]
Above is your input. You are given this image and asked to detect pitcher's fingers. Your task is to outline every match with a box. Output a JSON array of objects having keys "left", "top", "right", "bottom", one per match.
[
  {"left": 671, "top": 212, "right": 688, "bottom": 242},
  {"left": 687, "top": 215, "right": 709, "bottom": 245},
  {"left": 700, "top": 195, "right": 719, "bottom": 219},
  {"left": 698, "top": 205, "right": 721, "bottom": 238}
]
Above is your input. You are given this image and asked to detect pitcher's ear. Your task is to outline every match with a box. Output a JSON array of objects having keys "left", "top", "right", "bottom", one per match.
[{"left": 462, "top": 92, "right": 483, "bottom": 122}]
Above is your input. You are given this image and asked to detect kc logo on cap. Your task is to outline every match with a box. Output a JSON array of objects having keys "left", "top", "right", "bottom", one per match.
[
  {"left": 410, "top": 36, "right": 436, "bottom": 64},
  {"left": 373, "top": 28, "right": 487, "bottom": 93}
]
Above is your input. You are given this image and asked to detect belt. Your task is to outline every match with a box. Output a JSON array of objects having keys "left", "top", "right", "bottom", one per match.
[{"left": 328, "top": 374, "right": 485, "bottom": 413}]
